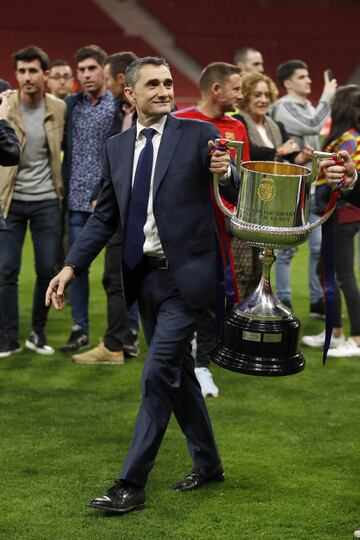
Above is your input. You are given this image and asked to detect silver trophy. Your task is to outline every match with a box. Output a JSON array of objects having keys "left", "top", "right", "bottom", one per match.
[{"left": 212, "top": 140, "right": 336, "bottom": 376}]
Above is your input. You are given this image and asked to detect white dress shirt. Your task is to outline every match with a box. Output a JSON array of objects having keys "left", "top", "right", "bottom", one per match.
[
  {"left": 256, "top": 125, "right": 274, "bottom": 148},
  {"left": 132, "top": 116, "right": 166, "bottom": 257}
]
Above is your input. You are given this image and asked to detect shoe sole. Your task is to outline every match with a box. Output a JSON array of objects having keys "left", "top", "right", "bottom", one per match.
[
  {"left": 0, "top": 347, "right": 22, "bottom": 358},
  {"left": 88, "top": 502, "right": 145, "bottom": 513},
  {"left": 73, "top": 359, "right": 124, "bottom": 365},
  {"left": 124, "top": 351, "right": 140, "bottom": 358},
  {"left": 25, "top": 340, "right": 54, "bottom": 356},
  {"left": 327, "top": 351, "right": 360, "bottom": 357},
  {"left": 302, "top": 340, "right": 344, "bottom": 349}
]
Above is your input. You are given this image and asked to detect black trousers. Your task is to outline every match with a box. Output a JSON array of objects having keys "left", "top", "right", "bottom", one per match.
[
  {"left": 333, "top": 220, "right": 360, "bottom": 335},
  {"left": 102, "top": 226, "right": 130, "bottom": 350},
  {"left": 195, "top": 308, "right": 216, "bottom": 368}
]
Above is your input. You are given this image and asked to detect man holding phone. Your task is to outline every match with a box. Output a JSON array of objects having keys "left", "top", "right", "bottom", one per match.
[{"left": 271, "top": 60, "right": 337, "bottom": 320}]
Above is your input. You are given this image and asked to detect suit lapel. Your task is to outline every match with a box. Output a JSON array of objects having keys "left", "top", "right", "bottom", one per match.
[
  {"left": 153, "top": 115, "right": 182, "bottom": 200},
  {"left": 118, "top": 127, "right": 136, "bottom": 216}
]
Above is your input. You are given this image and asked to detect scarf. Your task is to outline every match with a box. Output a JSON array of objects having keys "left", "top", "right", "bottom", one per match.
[{"left": 239, "top": 110, "right": 283, "bottom": 158}]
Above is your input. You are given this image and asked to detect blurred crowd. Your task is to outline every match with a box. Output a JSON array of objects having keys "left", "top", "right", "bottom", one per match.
[{"left": 0, "top": 43, "right": 359, "bottom": 399}]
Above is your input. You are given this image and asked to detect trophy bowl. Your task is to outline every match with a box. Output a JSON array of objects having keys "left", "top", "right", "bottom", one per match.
[{"left": 211, "top": 141, "right": 337, "bottom": 376}]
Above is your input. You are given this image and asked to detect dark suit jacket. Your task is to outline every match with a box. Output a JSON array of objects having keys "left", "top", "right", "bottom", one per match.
[{"left": 64, "top": 114, "right": 237, "bottom": 309}]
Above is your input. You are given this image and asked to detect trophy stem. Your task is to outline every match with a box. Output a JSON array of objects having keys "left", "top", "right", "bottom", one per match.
[
  {"left": 259, "top": 247, "right": 275, "bottom": 291},
  {"left": 235, "top": 247, "right": 290, "bottom": 321}
]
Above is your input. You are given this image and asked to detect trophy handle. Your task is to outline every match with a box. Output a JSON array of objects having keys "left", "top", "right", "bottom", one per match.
[
  {"left": 309, "top": 150, "right": 338, "bottom": 183},
  {"left": 212, "top": 138, "right": 244, "bottom": 219},
  {"left": 307, "top": 204, "right": 337, "bottom": 231},
  {"left": 307, "top": 150, "right": 341, "bottom": 230}
]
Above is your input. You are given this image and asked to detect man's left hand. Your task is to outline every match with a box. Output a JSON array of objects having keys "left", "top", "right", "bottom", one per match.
[{"left": 208, "top": 140, "right": 231, "bottom": 176}]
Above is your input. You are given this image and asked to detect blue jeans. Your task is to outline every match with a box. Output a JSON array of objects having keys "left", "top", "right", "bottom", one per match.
[
  {"left": 68, "top": 210, "right": 92, "bottom": 332},
  {"left": 308, "top": 210, "right": 323, "bottom": 303},
  {"left": 0, "top": 200, "right": 61, "bottom": 339},
  {"left": 275, "top": 203, "right": 323, "bottom": 305},
  {"left": 128, "top": 301, "right": 140, "bottom": 332},
  {"left": 275, "top": 247, "right": 297, "bottom": 303}
]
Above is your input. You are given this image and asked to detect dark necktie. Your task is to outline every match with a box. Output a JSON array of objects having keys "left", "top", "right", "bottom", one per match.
[{"left": 123, "top": 128, "right": 156, "bottom": 269}]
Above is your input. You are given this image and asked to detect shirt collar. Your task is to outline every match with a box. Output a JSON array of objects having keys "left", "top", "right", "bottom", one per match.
[
  {"left": 83, "top": 89, "right": 110, "bottom": 105},
  {"left": 136, "top": 114, "right": 167, "bottom": 140}
]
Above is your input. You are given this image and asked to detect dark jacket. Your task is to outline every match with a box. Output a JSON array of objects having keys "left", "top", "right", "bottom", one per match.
[
  {"left": 0, "top": 120, "right": 20, "bottom": 167},
  {"left": 234, "top": 114, "right": 298, "bottom": 163}
]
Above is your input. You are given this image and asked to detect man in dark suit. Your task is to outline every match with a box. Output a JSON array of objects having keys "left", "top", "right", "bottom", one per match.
[{"left": 46, "top": 56, "right": 235, "bottom": 514}]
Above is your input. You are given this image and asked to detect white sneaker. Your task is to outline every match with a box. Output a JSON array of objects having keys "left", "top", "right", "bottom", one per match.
[
  {"left": 353, "top": 525, "right": 360, "bottom": 538},
  {"left": 195, "top": 367, "right": 219, "bottom": 398},
  {"left": 327, "top": 338, "right": 360, "bottom": 357},
  {"left": 301, "top": 330, "right": 345, "bottom": 349},
  {"left": 25, "top": 331, "right": 55, "bottom": 356}
]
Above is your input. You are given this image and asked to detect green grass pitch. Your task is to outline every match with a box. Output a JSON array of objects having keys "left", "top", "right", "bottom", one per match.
[{"left": 1, "top": 233, "right": 359, "bottom": 540}]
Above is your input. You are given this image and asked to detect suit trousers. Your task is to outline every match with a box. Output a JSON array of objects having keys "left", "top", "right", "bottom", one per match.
[{"left": 120, "top": 264, "right": 221, "bottom": 487}]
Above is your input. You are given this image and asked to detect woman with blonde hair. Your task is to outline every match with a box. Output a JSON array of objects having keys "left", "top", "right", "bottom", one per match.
[{"left": 236, "top": 71, "right": 312, "bottom": 165}]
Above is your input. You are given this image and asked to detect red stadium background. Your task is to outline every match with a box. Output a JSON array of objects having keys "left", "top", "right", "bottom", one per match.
[{"left": 1, "top": 0, "right": 359, "bottom": 106}]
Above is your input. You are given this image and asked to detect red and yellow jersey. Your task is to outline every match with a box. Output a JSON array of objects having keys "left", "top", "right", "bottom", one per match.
[
  {"left": 327, "top": 129, "right": 360, "bottom": 170},
  {"left": 174, "top": 106, "right": 250, "bottom": 161}
]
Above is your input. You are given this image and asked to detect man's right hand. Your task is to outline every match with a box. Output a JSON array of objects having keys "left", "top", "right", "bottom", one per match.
[
  {"left": 45, "top": 266, "right": 75, "bottom": 310},
  {"left": 323, "top": 69, "right": 337, "bottom": 97}
]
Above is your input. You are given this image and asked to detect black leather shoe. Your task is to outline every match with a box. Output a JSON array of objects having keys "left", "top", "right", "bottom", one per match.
[
  {"left": 172, "top": 464, "right": 225, "bottom": 491},
  {"left": 88, "top": 482, "right": 145, "bottom": 514}
]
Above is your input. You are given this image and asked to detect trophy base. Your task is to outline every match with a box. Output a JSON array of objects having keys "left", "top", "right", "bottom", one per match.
[{"left": 212, "top": 309, "right": 305, "bottom": 377}]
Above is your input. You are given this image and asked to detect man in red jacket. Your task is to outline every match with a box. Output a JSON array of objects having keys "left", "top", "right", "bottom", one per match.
[
  {"left": 175, "top": 62, "right": 249, "bottom": 154},
  {"left": 175, "top": 62, "right": 250, "bottom": 398}
]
